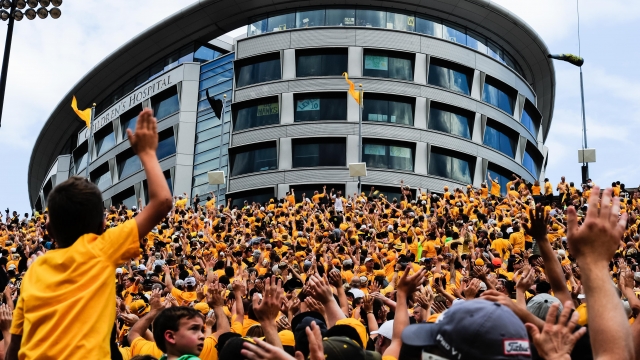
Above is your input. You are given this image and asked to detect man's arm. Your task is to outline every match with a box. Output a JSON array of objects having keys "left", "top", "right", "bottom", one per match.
[
  {"left": 252, "top": 276, "right": 283, "bottom": 348},
  {"left": 306, "top": 273, "right": 346, "bottom": 327},
  {"left": 567, "top": 187, "right": 634, "bottom": 360},
  {"left": 528, "top": 205, "right": 573, "bottom": 307},
  {"left": 163, "top": 265, "right": 174, "bottom": 291},
  {"left": 128, "top": 109, "right": 173, "bottom": 239},
  {"left": 383, "top": 268, "right": 427, "bottom": 359},
  {"left": 128, "top": 288, "right": 163, "bottom": 345},
  {"left": 207, "top": 284, "right": 231, "bottom": 337}
]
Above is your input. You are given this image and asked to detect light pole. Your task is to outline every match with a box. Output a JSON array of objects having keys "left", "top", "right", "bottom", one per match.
[
  {"left": 0, "top": 0, "right": 62, "bottom": 127},
  {"left": 548, "top": 53, "right": 590, "bottom": 183}
]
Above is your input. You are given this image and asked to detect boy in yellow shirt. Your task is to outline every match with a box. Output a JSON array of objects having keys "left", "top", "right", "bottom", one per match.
[{"left": 8, "top": 109, "right": 173, "bottom": 360}]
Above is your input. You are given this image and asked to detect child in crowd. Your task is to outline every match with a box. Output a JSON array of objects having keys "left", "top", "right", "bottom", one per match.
[{"left": 153, "top": 307, "right": 205, "bottom": 360}]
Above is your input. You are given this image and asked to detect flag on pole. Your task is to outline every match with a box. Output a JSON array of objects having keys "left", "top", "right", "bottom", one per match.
[
  {"left": 206, "top": 89, "right": 224, "bottom": 120},
  {"left": 342, "top": 72, "right": 361, "bottom": 105},
  {"left": 71, "top": 96, "right": 92, "bottom": 128}
]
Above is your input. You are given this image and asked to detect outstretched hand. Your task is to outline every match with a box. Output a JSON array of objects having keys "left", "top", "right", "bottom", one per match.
[
  {"left": 525, "top": 301, "right": 586, "bottom": 360},
  {"left": 567, "top": 187, "right": 627, "bottom": 265}
]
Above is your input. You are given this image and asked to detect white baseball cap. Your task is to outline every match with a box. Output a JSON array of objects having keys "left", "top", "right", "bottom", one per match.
[{"left": 371, "top": 320, "right": 394, "bottom": 340}]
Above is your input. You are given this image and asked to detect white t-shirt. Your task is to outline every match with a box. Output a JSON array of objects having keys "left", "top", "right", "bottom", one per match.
[{"left": 333, "top": 195, "right": 344, "bottom": 212}]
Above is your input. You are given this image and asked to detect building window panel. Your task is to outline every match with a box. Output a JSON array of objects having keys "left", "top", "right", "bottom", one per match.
[
  {"left": 521, "top": 106, "right": 540, "bottom": 138},
  {"left": 325, "top": 8, "right": 355, "bottom": 26},
  {"left": 428, "top": 58, "right": 472, "bottom": 95},
  {"left": 230, "top": 142, "right": 278, "bottom": 176},
  {"left": 94, "top": 128, "right": 116, "bottom": 158},
  {"left": 195, "top": 137, "right": 221, "bottom": 154},
  {"left": 120, "top": 105, "right": 143, "bottom": 140},
  {"left": 363, "top": 94, "right": 414, "bottom": 125},
  {"left": 157, "top": 130, "right": 176, "bottom": 160},
  {"left": 416, "top": 16, "right": 442, "bottom": 37},
  {"left": 92, "top": 165, "right": 112, "bottom": 191},
  {"left": 482, "top": 77, "right": 515, "bottom": 115},
  {"left": 73, "top": 143, "right": 88, "bottom": 173},
  {"left": 233, "top": 97, "right": 280, "bottom": 131},
  {"left": 292, "top": 138, "right": 346, "bottom": 168},
  {"left": 428, "top": 103, "right": 472, "bottom": 139},
  {"left": 356, "top": 9, "right": 386, "bottom": 28},
  {"left": 387, "top": 12, "right": 415, "bottom": 32},
  {"left": 193, "top": 158, "right": 221, "bottom": 176},
  {"left": 196, "top": 125, "right": 221, "bottom": 143},
  {"left": 199, "top": 69, "right": 233, "bottom": 91},
  {"left": 363, "top": 141, "right": 414, "bottom": 171},
  {"left": 229, "top": 187, "right": 275, "bottom": 208},
  {"left": 296, "top": 9, "right": 325, "bottom": 28},
  {"left": 194, "top": 147, "right": 221, "bottom": 165},
  {"left": 296, "top": 48, "right": 348, "bottom": 77},
  {"left": 117, "top": 150, "right": 142, "bottom": 180},
  {"left": 484, "top": 122, "right": 516, "bottom": 158},
  {"left": 267, "top": 13, "right": 296, "bottom": 32},
  {"left": 111, "top": 187, "right": 137, "bottom": 209},
  {"left": 443, "top": 23, "right": 466, "bottom": 45},
  {"left": 522, "top": 150, "right": 538, "bottom": 177},
  {"left": 429, "top": 148, "right": 473, "bottom": 183},
  {"left": 152, "top": 86, "right": 180, "bottom": 120},
  {"left": 488, "top": 166, "right": 511, "bottom": 196},
  {"left": 466, "top": 30, "right": 488, "bottom": 54},
  {"left": 236, "top": 53, "right": 281, "bottom": 87},
  {"left": 294, "top": 93, "right": 347, "bottom": 122},
  {"left": 363, "top": 50, "right": 414, "bottom": 81}
]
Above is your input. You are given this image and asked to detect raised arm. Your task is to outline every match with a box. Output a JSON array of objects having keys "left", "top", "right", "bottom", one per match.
[
  {"left": 128, "top": 109, "right": 173, "bottom": 239},
  {"left": 567, "top": 187, "right": 634, "bottom": 360}
]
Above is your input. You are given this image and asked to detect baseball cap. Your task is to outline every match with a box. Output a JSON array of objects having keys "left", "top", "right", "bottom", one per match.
[
  {"left": 634, "top": 272, "right": 640, "bottom": 282},
  {"left": 322, "top": 336, "right": 381, "bottom": 360},
  {"left": 526, "top": 294, "right": 562, "bottom": 320},
  {"left": 364, "top": 257, "right": 373, "bottom": 263},
  {"left": 428, "top": 299, "right": 531, "bottom": 360},
  {"left": 334, "top": 318, "right": 368, "bottom": 348},
  {"left": 370, "top": 319, "right": 393, "bottom": 340},
  {"left": 253, "top": 250, "right": 261, "bottom": 257},
  {"left": 129, "top": 300, "right": 150, "bottom": 316},
  {"left": 343, "top": 259, "right": 354, "bottom": 266},
  {"left": 194, "top": 302, "right": 210, "bottom": 315},
  {"left": 137, "top": 264, "right": 147, "bottom": 271}
]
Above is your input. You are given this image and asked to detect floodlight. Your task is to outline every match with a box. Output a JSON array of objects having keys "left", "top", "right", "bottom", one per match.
[
  {"left": 50, "top": 0, "right": 61, "bottom": 6},
  {"left": 35, "top": 5, "right": 46, "bottom": 18},
  {"left": 13, "top": 9, "right": 23, "bottom": 20},
  {"left": 38, "top": 0, "right": 49, "bottom": 6},
  {"left": 26, "top": 0, "right": 37, "bottom": 8},
  {"left": 24, "top": 7, "right": 34, "bottom": 19},
  {"left": 49, "top": 6, "right": 59, "bottom": 18},
  {"left": 15, "top": 0, "right": 26, "bottom": 9},
  {"left": 0, "top": 10, "right": 8, "bottom": 20}
]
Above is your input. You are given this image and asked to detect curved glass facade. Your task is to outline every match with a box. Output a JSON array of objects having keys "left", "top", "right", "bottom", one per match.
[
  {"left": 236, "top": 53, "right": 281, "bottom": 87},
  {"left": 428, "top": 103, "right": 471, "bottom": 139},
  {"left": 233, "top": 97, "right": 280, "bottom": 131},
  {"left": 296, "top": 48, "right": 348, "bottom": 77},
  {"left": 363, "top": 141, "right": 414, "bottom": 171},
  {"left": 230, "top": 142, "right": 278, "bottom": 176},
  {"left": 521, "top": 107, "right": 539, "bottom": 138},
  {"left": 429, "top": 147, "right": 473, "bottom": 184},
  {"left": 483, "top": 77, "right": 515, "bottom": 115},
  {"left": 363, "top": 94, "right": 414, "bottom": 125},
  {"left": 363, "top": 50, "right": 414, "bottom": 81},
  {"left": 294, "top": 93, "right": 346, "bottom": 122},
  {"left": 428, "top": 58, "right": 473, "bottom": 95},
  {"left": 248, "top": 7, "right": 524, "bottom": 76},
  {"left": 484, "top": 123, "right": 516, "bottom": 158},
  {"left": 292, "top": 138, "right": 346, "bottom": 167}
]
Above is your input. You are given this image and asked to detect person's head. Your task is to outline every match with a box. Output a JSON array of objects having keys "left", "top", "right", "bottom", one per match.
[
  {"left": 46, "top": 176, "right": 104, "bottom": 248},
  {"left": 372, "top": 320, "right": 393, "bottom": 354},
  {"left": 412, "top": 305, "right": 425, "bottom": 323},
  {"left": 153, "top": 306, "right": 205, "bottom": 357}
]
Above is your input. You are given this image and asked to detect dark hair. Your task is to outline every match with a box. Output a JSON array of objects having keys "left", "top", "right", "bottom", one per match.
[
  {"left": 47, "top": 176, "right": 104, "bottom": 248},
  {"left": 152, "top": 306, "right": 203, "bottom": 352}
]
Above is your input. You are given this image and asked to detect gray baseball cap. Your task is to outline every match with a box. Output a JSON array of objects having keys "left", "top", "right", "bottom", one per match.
[{"left": 526, "top": 293, "right": 562, "bottom": 320}]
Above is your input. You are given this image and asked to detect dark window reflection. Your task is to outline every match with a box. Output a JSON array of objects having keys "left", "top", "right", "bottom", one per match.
[
  {"left": 363, "top": 94, "right": 414, "bottom": 125},
  {"left": 428, "top": 58, "right": 472, "bottom": 95},
  {"left": 363, "top": 141, "right": 414, "bottom": 171},
  {"left": 236, "top": 53, "right": 281, "bottom": 87},
  {"left": 363, "top": 50, "right": 414, "bottom": 81},
  {"left": 484, "top": 122, "right": 516, "bottom": 158},
  {"left": 294, "top": 93, "right": 347, "bottom": 122},
  {"left": 292, "top": 138, "right": 346, "bottom": 167},
  {"left": 231, "top": 142, "right": 278, "bottom": 176},
  {"left": 429, "top": 147, "right": 473, "bottom": 183},
  {"left": 152, "top": 86, "right": 180, "bottom": 120},
  {"left": 482, "top": 77, "right": 515, "bottom": 115},
  {"left": 429, "top": 102, "right": 471, "bottom": 138},
  {"left": 296, "top": 48, "right": 348, "bottom": 77},
  {"left": 233, "top": 97, "right": 280, "bottom": 131}
]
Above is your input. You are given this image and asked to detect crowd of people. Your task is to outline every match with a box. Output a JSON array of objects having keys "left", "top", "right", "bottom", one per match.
[{"left": 1, "top": 109, "right": 639, "bottom": 360}]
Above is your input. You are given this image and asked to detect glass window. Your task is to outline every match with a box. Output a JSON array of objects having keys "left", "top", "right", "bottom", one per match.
[
  {"left": 483, "top": 77, "right": 515, "bottom": 115},
  {"left": 200, "top": 61, "right": 233, "bottom": 80},
  {"left": 356, "top": 9, "right": 386, "bottom": 28},
  {"left": 296, "top": 48, "right": 348, "bottom": 77},
  {"left": 428, "top": 102, "right": 471, "bottom": 139},
  {"left": 117, "top": 150, "right": 142, "bottom": 179},
  {"left": 73, "top": 143, "right": 88, "bottom": 173},
  {"left": 428, "top": 58, "right": 472, "bottom": 95},
  {"left": 194, "top": 158, "right": 221, "bottom": 176},
  {"left": 488, "top": 167, "right": 510, "bottom": 196},
  {"left": 296, "top": 9, "right": 325, "bottom": 28},
  {"left": 120, "top": 105, "right": 142, "bottom": 140},
  {"left": 484, "top": 122, "right": 516, "bottom": 158},
  {"left": 294, "top": 93, "right": 347, "bottom": 122},
  {"left": 194, "top": 147, "right": 221, "bottom": 165},
  {"left": 194, "top": 45, "right": 219, "bottom": 63},
  {"left": 152, "top": 86, "right": 180, "bottom": 120},
  {"left": 157, "top": 130, "right": 176, "bottom": 160},
  {"left": 292, "top": 138, "right": 346, "bottom": 168},
  {"left": 429, "top": 148, "right": 473, "bottom": 184},
  {"left": 416, "top": 16, "right": 442, "bottom": 37},
  {"left": 236, "top": 53, "right": 281, "bottom": 88},
  {"left": 386, "top": 12, "right": 415, "bottom": 31},
  {"left": 443, "top": 23, "right": 466, "bottom": 45},
  {"left": 363, "top": 50, "right": 414, "bottom": 81},
  {"left": 197, "top": 117, "right": 221, "bottom": 132},
  {"left": 466, "top": 31, "right": 488, "bottom": 54},
  {"left": 233, "top": 97, "right": 280, "bottom": 131},
  {"left": 487, "top": 41, "right": 503, "bottom": 63},
  {"left": 248, "top": 18, "right": 268, "bottom": 36},
  {"left": 196, "top": 125, "right": 221, "bottom": 143},
  {"left": 92, "top": 165, "right": 112, "bottom": 191},
  {"left": 267, "top": 13, "right": 296, "bottom": 32},
  {"left": 230, "top": 187, "right": 275, "bottom": 208},
  {"left": 230, "top": 142, "right": 278, "bottom": 176},
  {"left": 523, "top": 149, "right": 539, "bottom": 177},
  {"left": 521, "top": 107, "right": 539, "bottom": 137},
  {"left": 363, "top": 141, "right": 414, "bottom": 171},
  {"left": 325, "top": 8, "right": 355, "bottom": 26},
  {"left": 94, "top": 128, "right": 115, "bottom": 158},
  {"left": 199, "top": 69, "right": 233, "bottom": 90},
  {"left": 195, "top": 137, "right": 221, "bottom": 154},
  {"left": 111, "top": 187, "right": 137, "bottom": 209},
  {"left": 363, "top": 94, "right": 414, "bottom": 125}
]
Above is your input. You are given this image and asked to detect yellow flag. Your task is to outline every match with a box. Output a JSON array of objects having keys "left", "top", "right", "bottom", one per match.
[
  {"left": 71, "top": 96, "right": 91, "bottom": 128},
  {"left": 342, "top": 72, "right": 361, "bottom": 105}
]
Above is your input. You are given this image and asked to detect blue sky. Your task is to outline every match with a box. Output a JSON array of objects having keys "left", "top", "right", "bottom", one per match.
[{"left": 0, "top": 1, "right": 638, "bottom": 212}]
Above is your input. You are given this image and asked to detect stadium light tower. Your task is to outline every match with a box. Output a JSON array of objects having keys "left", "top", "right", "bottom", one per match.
[{"left": 0, "top": 0, "right": 62, "bottom": 127}]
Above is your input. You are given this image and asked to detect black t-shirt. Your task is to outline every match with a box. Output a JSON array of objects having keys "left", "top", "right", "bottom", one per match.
[{"left": 330, "top": 215, "right": 343, "bottom": 228}]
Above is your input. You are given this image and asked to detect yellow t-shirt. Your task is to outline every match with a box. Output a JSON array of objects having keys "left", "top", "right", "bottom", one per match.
[
  {"left": 11, "top": 219, "right": 140, "bottom": 360},
  {"left": 130, "top": 337, "right": 163, "bottom": 358},
  {"left": 171, "top": 288, "right": 198, "bottom": 305},
  {"left": 490, "top": 180, "right": 501, "bottom": 197}
]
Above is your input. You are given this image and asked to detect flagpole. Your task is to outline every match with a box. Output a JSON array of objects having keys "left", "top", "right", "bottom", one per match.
[
  {"left": 218, "top": 94, "right": 227, "bottom": 200},
  {"left": 358, "top": 84, "right": 363, "bottom": 195},
  {"left": 84, "top": 104, "right": 96, "bottom": 179}
]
